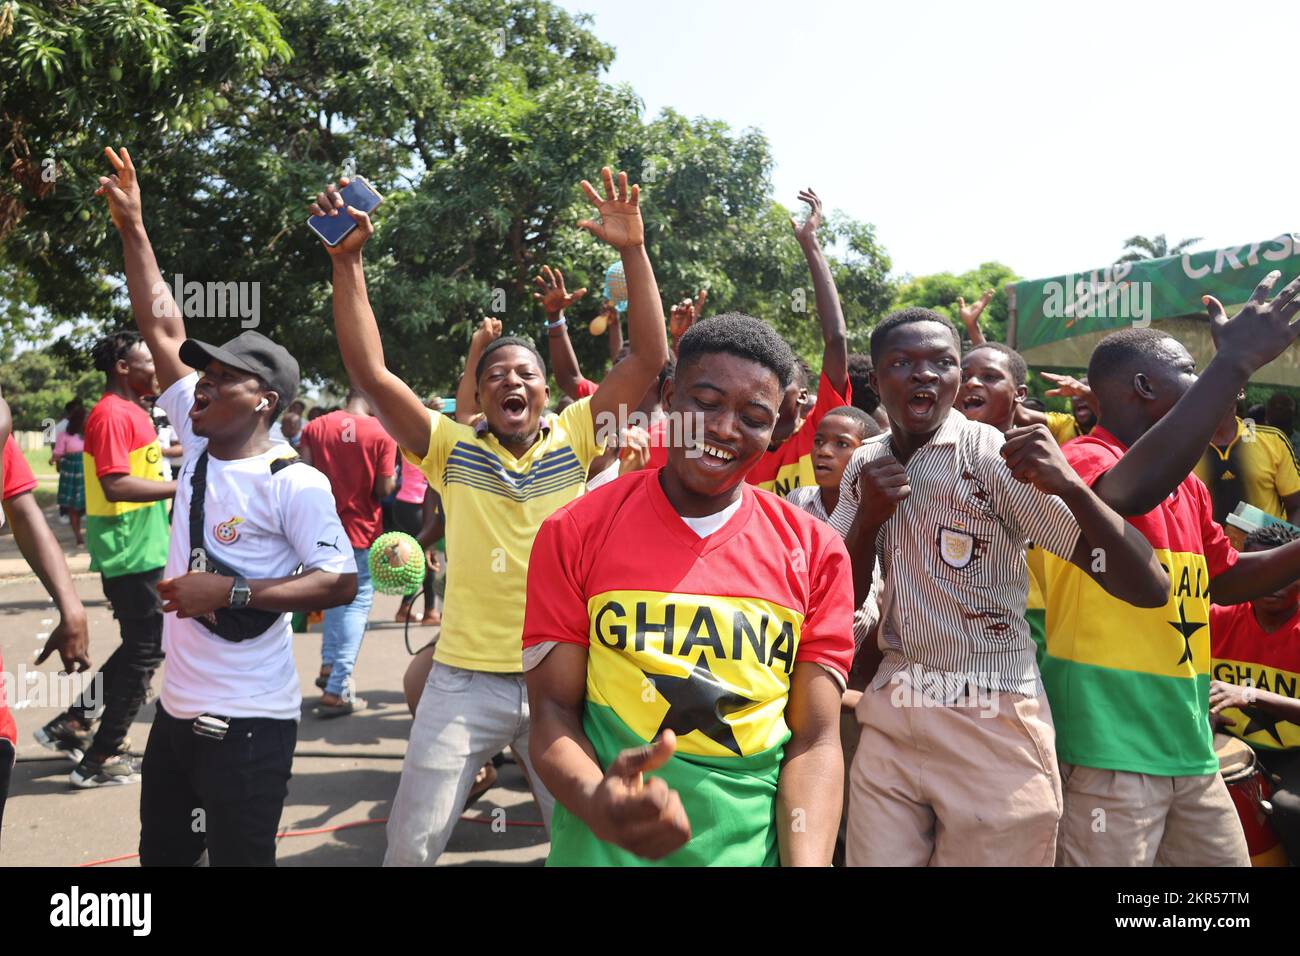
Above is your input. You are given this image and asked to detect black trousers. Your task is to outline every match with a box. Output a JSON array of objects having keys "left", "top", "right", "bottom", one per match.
[
  {"left": 1258, "top": 748, "right": 1300, "bottom": 864},
  {"left": 139, "top": 704, "right": 296, "bottom": 867},
  {"left": 0, "top": 738, "right": 13, "bottom": 848},
  {"left": 67, "top": 567, "right": 165, "bottom": 759},
  {"left": 392, "top": 499, "right": 435, "bottom": 611}
]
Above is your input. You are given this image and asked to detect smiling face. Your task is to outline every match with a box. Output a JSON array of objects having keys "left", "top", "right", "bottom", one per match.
[
  {"left": 476, "top": 344, "right": 549, "bottom": 446},
  {"left": 662, "top": 351, "right": 782, "bottom": 503},
  {"left": 811, "top": 414, "right": 867, "bottom": 490},
  {"left": 959, "top": 348, "right": 1025, "bottom": 434},
  {"left": 873, "top": 320, "right": 961, "bottom": 442},
  {"left": 190, "top": 359, "right": 277, "bottom": 439}
]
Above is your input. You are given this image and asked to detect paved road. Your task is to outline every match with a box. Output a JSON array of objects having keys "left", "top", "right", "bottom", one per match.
[{"left": 0, "top": 513, "right": 549, "bottom": 866}]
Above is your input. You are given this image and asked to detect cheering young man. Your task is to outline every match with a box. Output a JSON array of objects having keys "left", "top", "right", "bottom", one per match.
[
  {"left": 826, "top": 308, "right": 1168, "bottom": 867},
  {"left": 315, "top": 166, "right": 669, "bottom": 866},
  {"left": 524, "top": 315, "right": 855, "bottom": 866},
  {"left": 97, "top": 146, "right": 358, "bottom": 865}
]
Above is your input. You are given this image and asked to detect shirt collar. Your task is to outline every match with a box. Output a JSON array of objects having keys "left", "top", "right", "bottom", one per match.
[{"left": 473, "top": 413, "right": 552, "bottom": 441}]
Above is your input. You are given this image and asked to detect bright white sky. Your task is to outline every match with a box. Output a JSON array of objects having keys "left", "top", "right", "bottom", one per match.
[{"left": 559, "top": 0, "right": 1298, "bottom": 282}]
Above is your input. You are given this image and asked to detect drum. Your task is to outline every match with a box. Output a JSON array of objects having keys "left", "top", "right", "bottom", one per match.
[{"left": 1215, "top": 733, "right": 1288, "bottom": 866}]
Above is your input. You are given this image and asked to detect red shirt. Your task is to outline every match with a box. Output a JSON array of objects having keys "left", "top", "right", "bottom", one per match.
[
  {"left": 299, "top": 410, "right": 397, "bottom": 549},
  {"left": 2, "top": 435, "right": 37, "bottom": 502},
  {"left": 84, "top": 392, "right": 157, "bottom": 479},
  {"left": 575, "top": 377, "right": 598, "bottom": 399},
  {"left": 1211, "top": 601, "right": 1300, "bottom": 750},
  {"left": 0, "top": 436, "right": 35, "bottom": 745},
  {"left": 745, "top": 372, "right": 851, "bottom": 496},
  {"left": 523, "top": 468, "right": 855, "bottom": 682}
]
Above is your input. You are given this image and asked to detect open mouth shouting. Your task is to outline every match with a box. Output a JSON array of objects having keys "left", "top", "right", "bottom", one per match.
[
  {"left": 190, "top": 389, "right": 213, "bottom": 424},
  {"left": 960, "top": 390, "right": 986, "bottom": 413},
  {"left": 906, "top": 387, "right": 940, "bottom": 418},
  {"left": 499, "top": 392, "right": 529, "bottom": 424}
]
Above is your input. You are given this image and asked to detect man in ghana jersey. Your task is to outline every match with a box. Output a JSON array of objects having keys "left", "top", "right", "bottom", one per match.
[
  {"left": 314, "top": 165, "right": 669, "bottom": 865},
  {"left": 1040, "top": 270, "right": 1300, "bottom": 866},
  {"left": 98, "top": 146, "right": 358, "bottom": 865},
  {"left": 826, "top": 309, "right": 1168, "bottom": 866},
  {"left": 0, "top": 390, "right": 92, "bottom": 840},
  {"left": 33, "top": 330, "right": 176, "bottom": 788},
  {"left": 523, "top": 315, "right": 855, "bottom": 865},
  {"left": 1193, "top": 395, "right": 1300, "bottom": 525},
  {"left": 1209, "top": 523, "right": 1300, "bottom": 863},
  {"left": 746, "top": 189, "right": 851, "bottom": 497}
]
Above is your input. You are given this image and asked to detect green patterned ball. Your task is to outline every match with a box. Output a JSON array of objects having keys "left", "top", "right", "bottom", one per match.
[{"left": 368, "top": 531, "right": 426, "bottom": 596}]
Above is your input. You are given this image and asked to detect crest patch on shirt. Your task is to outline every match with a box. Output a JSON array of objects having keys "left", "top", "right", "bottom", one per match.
[
  {"left": 938, "top": 526, "right": 976, "bottom": 568},
  {"left": 214, "top": 516, "right": 244, "bottom": 544}
]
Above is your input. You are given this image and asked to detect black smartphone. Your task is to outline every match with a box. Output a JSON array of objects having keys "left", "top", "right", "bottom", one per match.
[{"left": 307, "top": 177, "right": 383, "bottom": 246}]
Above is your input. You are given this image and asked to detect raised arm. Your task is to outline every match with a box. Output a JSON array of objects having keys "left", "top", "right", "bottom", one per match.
[
  {"left": 95, "top": 147, "right": 188, "bottom": 391},
  {"left": 957, "top": 290, "right": 994, "bottom": 348},
  {"left": 534, "top": 266, "right": 589, "bottom": 400},
  {"left": 313, "top": 179, "right": 431, "bottom": 456},
  {"left": 791, "top": 189, "right": 847, "bottom": 391},
  {"left": 1094, "top": 272, "right": 1300, "bottom": 516},
  {"left": 1000, "top": 425, "right": 1168, "bottom": 607},
  {"left": 454, "top": 317, "right": 500, "bottom": 424},
  {"left": 578, "top": 168, "right": 670, "bottom": 428}
]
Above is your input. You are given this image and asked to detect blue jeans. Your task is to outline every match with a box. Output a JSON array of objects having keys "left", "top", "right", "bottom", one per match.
[{"left": 321, "top": 547, "right": 374, "bottom": 697}]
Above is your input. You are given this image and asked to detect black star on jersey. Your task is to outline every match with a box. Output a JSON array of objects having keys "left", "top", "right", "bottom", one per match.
[
  {"left": 1240, "top": 705, "right": 1287, "bottom": 747},
  {"left": 1168, "top": 601, "right": 1205, "bottom": 665},
  {"left": 646, "top": 655, "right": 754, "bottom": 755}
]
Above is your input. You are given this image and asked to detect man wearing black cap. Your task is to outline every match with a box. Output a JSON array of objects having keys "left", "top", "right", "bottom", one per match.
[{"left": 98, "top": 146, "right": 359, "bottom": 865}]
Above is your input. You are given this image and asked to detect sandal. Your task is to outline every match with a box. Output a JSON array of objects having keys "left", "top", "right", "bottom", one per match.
[{"left": 314, "top": 666, "right": 332, "bottom": 691}]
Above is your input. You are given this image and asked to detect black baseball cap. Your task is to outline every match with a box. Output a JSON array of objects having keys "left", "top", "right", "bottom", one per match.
[{"left": 179, "top": 330, "right": 300, "bottom": 409}]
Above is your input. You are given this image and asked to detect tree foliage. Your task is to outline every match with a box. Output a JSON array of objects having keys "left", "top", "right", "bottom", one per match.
[
  {"left": 2, "top": 0, "right": 896, "bottom": 397},
  {"left": 891, "top": 261, "right": 1019, "bottom": 346}
]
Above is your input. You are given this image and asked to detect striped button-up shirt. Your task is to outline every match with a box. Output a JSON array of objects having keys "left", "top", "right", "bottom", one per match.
[
  {"left": 826, "top": 410, "right": 1080, "bottom": 698},
  {"left": 788, "top": 484, "right": 881, "bottom": 650}
]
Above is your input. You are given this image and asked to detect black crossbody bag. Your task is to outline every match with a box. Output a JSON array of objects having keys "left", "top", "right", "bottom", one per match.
[{"left": 187, "top": 450, "right": 301, "bottom": 642}]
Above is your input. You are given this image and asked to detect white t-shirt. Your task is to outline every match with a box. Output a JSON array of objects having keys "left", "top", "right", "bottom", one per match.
[
  {"left": 679, "top": 496, "right": 743, "bottom": 538},
  {"left": 157, "top": 373, "right": 355, "bottom": 720}
]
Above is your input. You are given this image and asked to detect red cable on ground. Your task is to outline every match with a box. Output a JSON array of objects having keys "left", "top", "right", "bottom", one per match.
[{"left": 75, "top": 812, "right": 545, "bottom": 867}]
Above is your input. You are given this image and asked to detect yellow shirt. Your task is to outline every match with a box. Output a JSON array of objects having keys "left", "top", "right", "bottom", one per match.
[
  {"left": 404, "top": 399, "right": 599, "bottom": 671},
  {"left": 1193, "top": 418, "right": 1300, "bottom": 524},
  {"left": 1045, "top": 411, "right": 1081, "bottom": 446}
]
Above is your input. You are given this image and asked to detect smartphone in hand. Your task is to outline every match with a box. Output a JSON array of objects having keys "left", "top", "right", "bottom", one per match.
[{"left": 308, "top": 177, "right": 383, "bottom": 246}]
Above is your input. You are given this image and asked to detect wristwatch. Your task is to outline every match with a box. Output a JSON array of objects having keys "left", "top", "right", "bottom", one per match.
[{"left": 228, "top": 574, "right": 252, "bottom": 609}]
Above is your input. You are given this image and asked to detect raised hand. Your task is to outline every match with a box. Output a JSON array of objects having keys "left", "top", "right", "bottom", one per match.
[
  {"left": 957, "top": 289, "right": 995, "bottom": 335},
  {"left": 577, "top": 167, "right": 644, "bottom": 250},
  {"left": 790, "top": 188, "right": 823, "bottom": 245},
  {"left": 533, "top": 265, "right": 588, "bottom": 316},
  {"left": 857, "top": 455, "right": 912, "bottom": 527},
  {"left": 310, "top": 178, "right": 375, "bottom": 257},
  {"left": 669, "top": 289, "right": 708, "bottom": 339},
  {"left": 587, "top": 731, "right": 691, "bottom": 860},
  {"left": 1204, "top": 270, "right": 1300, "bottom": 372},
  {"left": 1040, "top": 370, "right": 1091, "bottom": 400},
  {"left": 472, "top": 315, "right": 502, "bottom": 348},
  {"left": 94, "top": 146, "right": 143, "bottom": 232},
  {"left": 1000, "top": 424, "right": 1079, "bottom": 496}
]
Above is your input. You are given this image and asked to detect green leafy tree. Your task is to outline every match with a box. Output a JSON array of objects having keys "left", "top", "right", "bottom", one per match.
[
  {"left": 891, "top": 261, "right": 1019, "bottom": 345},
  {"left": 1117, "top": 233, "right": 1202, "bottom": 263}
]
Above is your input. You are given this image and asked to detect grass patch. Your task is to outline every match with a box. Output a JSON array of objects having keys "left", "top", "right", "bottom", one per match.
[{"left": 23, "top": 446, "right": 56, "bottom": 477}]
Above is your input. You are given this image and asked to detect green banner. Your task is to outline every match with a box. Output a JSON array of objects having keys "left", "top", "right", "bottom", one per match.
[{"left": 1011, "top": 233, "right": 1300, "bottom": 351}]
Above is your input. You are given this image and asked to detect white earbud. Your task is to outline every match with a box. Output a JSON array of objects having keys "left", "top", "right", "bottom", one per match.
[{"left": 254, "top": 398, "right": 270, "bottom": 412}]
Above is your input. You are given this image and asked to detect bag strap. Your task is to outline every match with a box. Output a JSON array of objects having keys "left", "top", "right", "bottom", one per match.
[{"left": 188, "top": 450, "right": 211, "bottom": 572}]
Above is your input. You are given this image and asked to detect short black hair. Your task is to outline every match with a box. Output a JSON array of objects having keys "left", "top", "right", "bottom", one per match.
[
  {"left": 794, "top": 358, "right": 812, "bottom": 391},
  {"left": 823, "top": 404, "right": 880, "bottom": 439},
  {"left": 676, "top": 312, "right": 795, "bottom": 392},
  {"left": 846, "top": 352, "right": 880, "bottom": 415},
  {"left": 1087, "top": 327, "right": 1178, "bottom": 394},
  {"left": 1023, "top": 397, "right": 1046, "bottom": 412},
  {"left": 1244, "top": 523, "right": 1300, "bottom": 550},
  {"left": 91, "top": 330, "right": 145, "bottom": 375},
  {"left": 476, "top": 336, "right": 546, "bottom": 381},
  {"left": 965, "top": 342, "right": 1027, "bottom": 386},
  {"left": 870, "top": 308, "right": 960, "bottom": 363}
]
